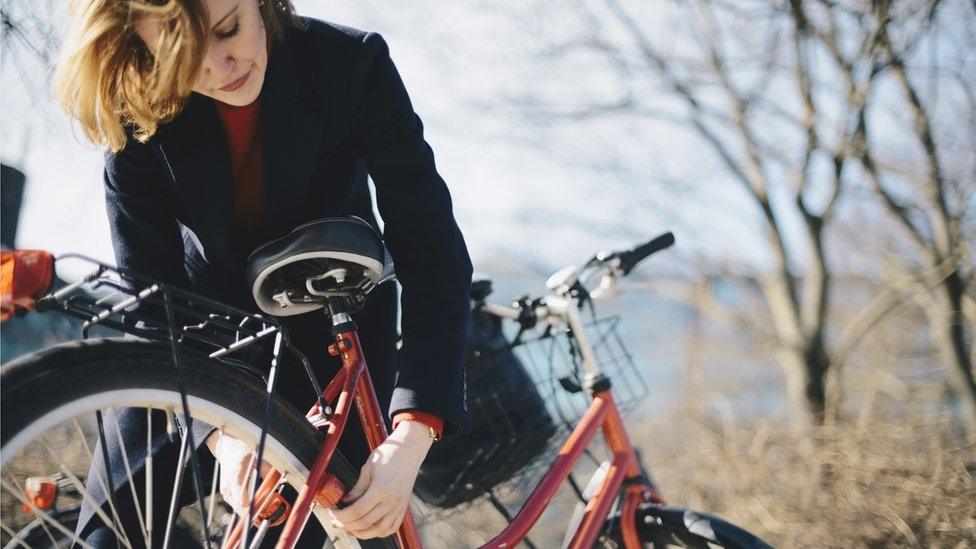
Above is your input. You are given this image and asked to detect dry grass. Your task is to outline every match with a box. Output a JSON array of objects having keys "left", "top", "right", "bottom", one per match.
[{"left": 627, "top": 411, "right": 976, "bottom": 547}]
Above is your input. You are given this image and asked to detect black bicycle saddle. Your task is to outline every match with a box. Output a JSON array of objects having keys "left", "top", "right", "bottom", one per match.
[{"left": 246, "top": 216, "right": 396, "bottom": 317}]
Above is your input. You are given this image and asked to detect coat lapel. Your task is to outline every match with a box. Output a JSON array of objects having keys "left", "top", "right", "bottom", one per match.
[
  {"left": 155, "top": 93, "right": 235, "bottom": 266},
  {"left": 260, "top": 31, "right": 326, "bottom": 239}
]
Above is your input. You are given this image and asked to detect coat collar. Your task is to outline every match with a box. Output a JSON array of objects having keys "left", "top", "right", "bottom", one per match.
[{"left": 153, "top": 25, "right": 326, "bottom": 271}]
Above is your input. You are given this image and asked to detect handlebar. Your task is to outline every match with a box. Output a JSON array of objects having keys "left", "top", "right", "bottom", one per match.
[
  {"left": 476, "top": 230, "right": 676, "bottom": 326},
  {"left": 615, "top": 231, "right": 675, "bottom": 275}
]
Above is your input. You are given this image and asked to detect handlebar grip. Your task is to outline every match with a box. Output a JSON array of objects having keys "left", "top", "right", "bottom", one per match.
[{"left": 617, "top": 232, "right": 675, "bottom": 275}]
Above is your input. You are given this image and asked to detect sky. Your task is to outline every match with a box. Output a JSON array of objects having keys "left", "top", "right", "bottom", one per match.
[{"left": 5, "top": 1, "right": 962, "bottom": 287}]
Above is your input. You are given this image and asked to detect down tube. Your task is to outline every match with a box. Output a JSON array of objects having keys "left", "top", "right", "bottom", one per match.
[{"left": 481, "top": 394, "right": 616, "bottom": 548}]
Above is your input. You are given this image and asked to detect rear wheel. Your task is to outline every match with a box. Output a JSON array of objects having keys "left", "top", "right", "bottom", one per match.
[
  {"left": 2, "top": 504, "right": 79, "bottom": 548},
  {"left": 1, "top": 338, "right": 399, "bottom": 548},
  {"left": 600, "top": 503, "right": 772, "bottom": 548}
]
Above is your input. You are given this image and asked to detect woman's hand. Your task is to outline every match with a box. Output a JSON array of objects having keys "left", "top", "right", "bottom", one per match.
[
  {"left": 204, "top": 431, "right": 272, "bottom": 517},
  {"left": 329, "top": 420, "right": 434, "bottom": 539}
]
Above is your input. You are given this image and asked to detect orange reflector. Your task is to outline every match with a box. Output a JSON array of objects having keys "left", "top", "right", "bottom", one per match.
[
  {"left": 22, "top": 476, "right": 58, "bottom": 513},
  {"left": 314, "top": 474, "right": 346, "bottom": 509},
  {"left": 0, "top": 249, "right": 54, "bottom": 322}
]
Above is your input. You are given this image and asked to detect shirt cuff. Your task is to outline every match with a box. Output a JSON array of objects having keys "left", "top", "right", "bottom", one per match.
[{"left": 391, "top": 409, "right": 444, "bottom": 440}]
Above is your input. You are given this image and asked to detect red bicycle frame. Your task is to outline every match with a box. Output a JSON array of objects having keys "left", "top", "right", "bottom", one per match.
[{"left": 239, "top": 324, "right": 659, "bottom": 549}]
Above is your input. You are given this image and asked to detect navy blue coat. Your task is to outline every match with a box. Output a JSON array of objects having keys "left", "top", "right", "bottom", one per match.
[
  {"left": 103, "top": 18, "right": 473, "bottom": 435},
  {"left": 77, "top": 18, "right": 474, "bottom": 543}
]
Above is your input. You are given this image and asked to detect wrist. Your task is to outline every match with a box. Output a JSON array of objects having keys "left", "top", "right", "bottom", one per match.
[
  {"left": 392, "top": 410, "right": 443, "bottom": 440},
  {"left": 392, "top": 419, "right": 436, "bottom": 449}
]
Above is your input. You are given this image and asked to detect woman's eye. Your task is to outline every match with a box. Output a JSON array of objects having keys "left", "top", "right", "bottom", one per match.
[{"left": 215, "top": 21, "right": 240, "bottom": 40}]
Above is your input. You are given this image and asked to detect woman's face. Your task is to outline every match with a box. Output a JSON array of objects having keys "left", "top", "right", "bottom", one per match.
[{"left": 136, "top": 0, "right": 268, "bottom": 106}]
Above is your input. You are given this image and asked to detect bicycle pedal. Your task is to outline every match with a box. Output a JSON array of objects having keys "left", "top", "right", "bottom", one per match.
[{"left": 313, "top": 474, "right": 346, "bottom": 508}]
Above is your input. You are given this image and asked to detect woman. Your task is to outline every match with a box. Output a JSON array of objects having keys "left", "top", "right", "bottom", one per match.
[{"left": 53, "top": 0, "right": 472, "bottom": 544}]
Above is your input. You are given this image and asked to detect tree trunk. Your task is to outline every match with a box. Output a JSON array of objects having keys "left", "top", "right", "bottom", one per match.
[
  {"left": 939, "top": 271, "right": 976, "bottom": 433},
  {"left": 778, "top": 339, "right": 829, "bottom": 426}
]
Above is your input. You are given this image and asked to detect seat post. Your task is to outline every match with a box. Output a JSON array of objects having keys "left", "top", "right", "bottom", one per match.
[{"left": 325, "top": 296, "right": 357, "bottom": 336}]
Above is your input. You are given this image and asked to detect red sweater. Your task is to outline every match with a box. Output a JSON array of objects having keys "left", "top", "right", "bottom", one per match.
[{"left": 213, "top": 98, "right": 443, "bottom": 439}]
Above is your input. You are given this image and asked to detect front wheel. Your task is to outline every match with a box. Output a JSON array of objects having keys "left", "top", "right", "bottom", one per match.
[
  {"left": 600, "top": 503, "right": 772, "bottom": 548},
  {"left": 1, "top": 338, "right": 398, "bottom": 548}
]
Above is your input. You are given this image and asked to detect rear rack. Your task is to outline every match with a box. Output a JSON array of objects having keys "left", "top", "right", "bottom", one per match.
[
  {"left": 41, "top": 254, "right": 291, "bottom": 361},
  {"left": 37, "top": 253, "right": 325, "bottom": 402}
]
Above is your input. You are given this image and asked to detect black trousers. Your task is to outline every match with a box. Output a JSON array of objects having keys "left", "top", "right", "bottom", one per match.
[{"left": 76, "top": 283, "right": 399, "bottom": 547}]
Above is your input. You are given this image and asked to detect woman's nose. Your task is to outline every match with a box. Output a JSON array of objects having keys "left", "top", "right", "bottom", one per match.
[{"left": 201, "top": 44, "right": 235, "bottom": 87}]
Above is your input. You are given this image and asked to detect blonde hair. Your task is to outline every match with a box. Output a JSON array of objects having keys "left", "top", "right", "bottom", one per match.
[{"left": 53, "top": 0, "right": 301, "bottom": 152}]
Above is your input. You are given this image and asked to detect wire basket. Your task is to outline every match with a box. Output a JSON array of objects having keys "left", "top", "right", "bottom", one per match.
[
  {"left": 413, "top": 309, "right": 649, "bottom": 511},
  {"left": 515, "top": 315, "right": 649, "bottom": 429}
]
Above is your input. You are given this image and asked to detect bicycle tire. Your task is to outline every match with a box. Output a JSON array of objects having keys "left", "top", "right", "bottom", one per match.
[
  {"left": 600, "top": 503, "right": 772, "bottom": 548},
  {"left": 0, "top": 338, "right": 398, "bottom": 549}
]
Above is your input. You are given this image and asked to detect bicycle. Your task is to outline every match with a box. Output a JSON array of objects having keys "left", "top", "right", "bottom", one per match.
[{"left": 0, "top": 216, "right": 771, "bottom": 548}]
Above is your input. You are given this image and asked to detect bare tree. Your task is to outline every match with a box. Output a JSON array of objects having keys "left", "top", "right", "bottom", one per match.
[
  {"left": 847, "top": 0, "right": 976, "bottom": 428},
  {"left": 1, "top": 0, "right": 66, "bottom": 153},
  {"left": 475, "top": 0, "right": 975, "bottom": 427}
]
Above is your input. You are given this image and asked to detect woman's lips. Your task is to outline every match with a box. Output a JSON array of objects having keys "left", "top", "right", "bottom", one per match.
[{"left": 219, "top": 68, "right": 251, "bottom": 92}]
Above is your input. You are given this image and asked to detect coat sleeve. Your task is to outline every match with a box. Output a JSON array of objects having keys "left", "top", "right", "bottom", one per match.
[
  {"left": 104, "top": 139, "right": 217, "bottom": 445},
  {"left": 349, "top": 32, "right": 473, "bottom": 436},
  {"left": 103, "top": 138, "right": 190, "bottom": 292}
]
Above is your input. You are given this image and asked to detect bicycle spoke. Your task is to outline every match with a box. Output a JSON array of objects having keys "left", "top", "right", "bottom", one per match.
[
  {"left": 245, "top": 330, "right": 284, "bottom": 549},
  {"left": 240, "top": 452, "right": 258, "bottom": 549},
  {"left": 0, "top": 473, "right": 95, "bottom": 549},
  {"left": 108, "top": 407, "right": 151, "bottom": 547},
  {"left": 95, "top": 409, "right": 131, "bottom": 548},
  {"left": 0, "top": 519, "right": 34, "bottom": 548},
  {"left": 207, "top": 429, "right": 223, "bottom": 529},
  {"left": 145, "top": 407, "right": 154, "bottom": 549},
  {"left": 72, "top": 417, "right": 132, "bottom": 548},
  {"left": 248, "top": 520, "right": 270, "bottom": 549},
  {"left": 162, "top": 424, "right": 190, "bottom": 549},
  {"left": 37, "top": 435, "right": 133, "bottom": 548}
]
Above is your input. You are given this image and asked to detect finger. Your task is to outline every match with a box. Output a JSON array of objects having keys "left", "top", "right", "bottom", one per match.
[
  {"left": 372, "top": 510, "right": 402, "bottom": 538},
  {"left": 347, "top": 505, "right": 402, "bottom": 540},
  {"left": 339, "top": 500, "right": 393, "bottom": 534},
  {"left": 342, "top": 462, "right": 373, "bottom": 504},
  {"left": 331, "top": 487, "right": 382, "bottom": 524},
  {"left": 349, "top": 516, "right": 389, "bottom": 540}
]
